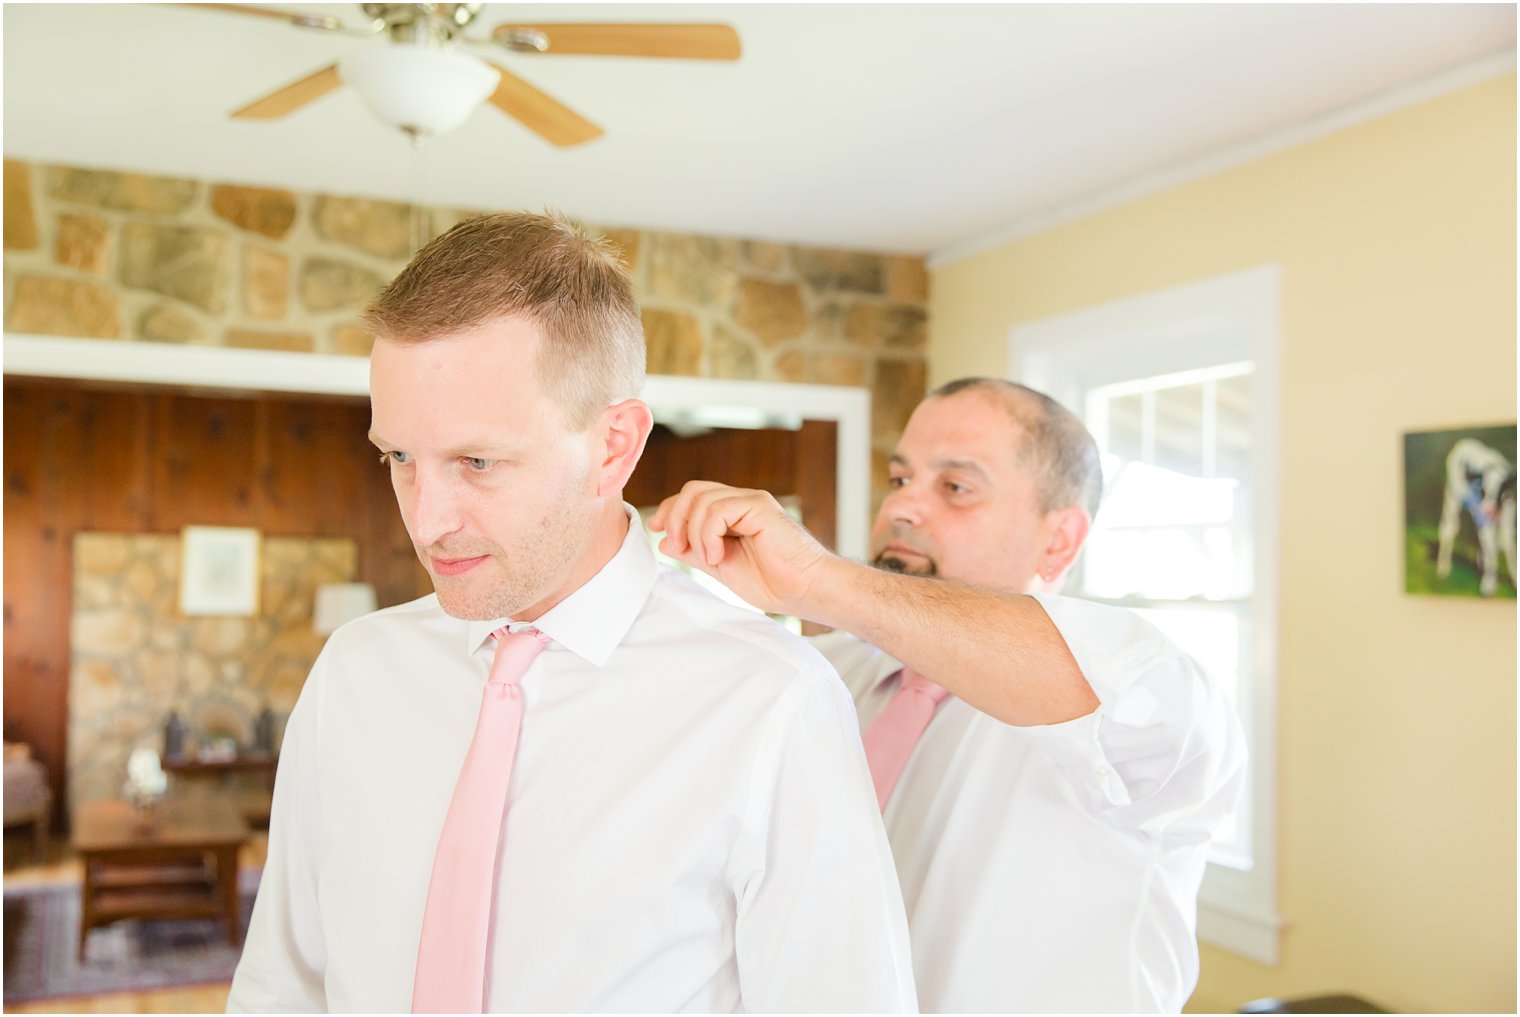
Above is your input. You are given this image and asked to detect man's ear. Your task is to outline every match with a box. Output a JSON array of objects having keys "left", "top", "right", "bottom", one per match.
[
  {"left": 595, "top": 399, "right": 654, "bottom": 497},
  {"left": 1042, "top": 506, "right": 1092, "bottom": 579}
]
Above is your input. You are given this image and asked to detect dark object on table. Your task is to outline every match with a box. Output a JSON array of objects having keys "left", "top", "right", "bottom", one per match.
[
  {"left": 162, "top": 711, "right": 187, "bottom": 761},
  {"left": 1239, "top": 994, "right": 1389, "bottom": 1013},
  {"left": 252, "top": 707, "right": 277, "bottom": 755}
]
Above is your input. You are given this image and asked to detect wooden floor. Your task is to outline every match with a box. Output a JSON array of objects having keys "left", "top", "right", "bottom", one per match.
[
  {"left": 6, "top": 983, "right": 233, "bottom": 1014},
  {"left": 3, "top": 830, "right": 268, "bottom": 1015}
]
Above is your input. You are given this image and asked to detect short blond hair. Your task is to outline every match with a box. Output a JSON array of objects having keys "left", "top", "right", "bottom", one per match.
[{"left": 361, "top": 210, "right": 644, "bottom": 429}]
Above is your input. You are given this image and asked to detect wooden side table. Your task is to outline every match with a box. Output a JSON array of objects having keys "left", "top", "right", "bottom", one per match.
[
  {"left": 72, "top": 796, "right": 249, "bottom": 960},
  {"left": 162, "top": 753, "right": 278, "bottom": 778}
]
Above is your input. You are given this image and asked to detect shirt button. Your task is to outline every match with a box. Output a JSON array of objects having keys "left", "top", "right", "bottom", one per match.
[{"left": 1095, "top": 764, "right": 1111, "bottom": 779}]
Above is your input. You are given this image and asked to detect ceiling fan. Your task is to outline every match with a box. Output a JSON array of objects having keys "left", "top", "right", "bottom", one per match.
[{"left": 184, "top": 3, "right": 741, "bottom": 144}]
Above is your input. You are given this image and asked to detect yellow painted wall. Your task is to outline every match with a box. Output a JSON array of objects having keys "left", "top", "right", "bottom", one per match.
[{"left": 929, "top": 74, "right": 1517, "bottom": 1014}]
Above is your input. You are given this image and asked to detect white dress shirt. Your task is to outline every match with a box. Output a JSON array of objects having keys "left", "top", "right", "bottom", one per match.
[
  {"left": 813, "top": 593, "right": 1246, "bottom": 1013},
  {"left": 229, "top": 510, "right": 916, "bottom": 1013}
]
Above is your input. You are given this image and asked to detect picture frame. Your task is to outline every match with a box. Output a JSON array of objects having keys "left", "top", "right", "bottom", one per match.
[
  {"left": 179, "top": 526, "right": 262, "bottom": 616},
  {"left": 1403, "top": 423, "right": 1517, "bottom": 599}
]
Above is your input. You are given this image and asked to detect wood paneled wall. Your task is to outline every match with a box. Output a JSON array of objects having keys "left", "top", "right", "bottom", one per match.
[
  {"left": 628, "top": 421, "right": 837, "bottom": 544},
  {"left": 3, "top": 380, "right": 840, "bottom": 823},
  {"left": 3, "top": 379, "right": 423, "bottom": 825},
  {"left": 630, "top": 420, "right": 838, "bottom": 637}
]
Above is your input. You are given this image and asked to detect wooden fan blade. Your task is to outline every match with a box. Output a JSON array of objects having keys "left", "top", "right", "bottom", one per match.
[
  {"left": 492, "top": 23, "right": 741, "bottom": 61},
  {"left": 167, "top": 4, "right": 346, "bottom": 31},
  {"left": 486, "top": 66, "right": 603, "bottom": 147},
  {"left": 231, "top": 64, "right": 342, "bottom": 120}
]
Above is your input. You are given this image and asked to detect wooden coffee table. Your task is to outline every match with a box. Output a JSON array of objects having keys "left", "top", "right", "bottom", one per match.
[{"left": 72, "top": 796, "right": 249, "bottom": 960}]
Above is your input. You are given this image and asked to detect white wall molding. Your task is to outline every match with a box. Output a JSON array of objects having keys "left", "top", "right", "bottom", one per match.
[
  {"left": 930, "top": 48, "right": 1517, "bottom": 269},
  {"left": 3, "top": 334, "right": 374, "bottom": 396},
  {"left": 1197, "top": 900, "right": 1285, "bottom": 967},
  {"left": 2, "top": 333, "right": 873, "bottom": 560}
]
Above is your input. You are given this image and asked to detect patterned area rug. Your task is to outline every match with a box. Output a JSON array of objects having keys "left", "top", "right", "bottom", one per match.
[{"left": 2, "top": 869, "right": 260, "bottom": 1004}]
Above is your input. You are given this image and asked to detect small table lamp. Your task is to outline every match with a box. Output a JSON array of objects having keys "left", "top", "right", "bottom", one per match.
[{"left": 313, "top": 583, "right": 378, "bottom": 636}]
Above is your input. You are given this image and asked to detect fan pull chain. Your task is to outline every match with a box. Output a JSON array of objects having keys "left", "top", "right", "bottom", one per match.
[{"left": 409, "top": 138, "right": 433, "bottom": 256}]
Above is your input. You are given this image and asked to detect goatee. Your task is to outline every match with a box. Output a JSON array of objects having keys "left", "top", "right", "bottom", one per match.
[{"left": 871, "top": 552, "right": 937, "bottom": 577}]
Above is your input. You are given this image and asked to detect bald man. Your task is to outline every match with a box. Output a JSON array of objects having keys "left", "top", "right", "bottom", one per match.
[{"left": 655, "top": 377, "right": 1246, "bottom": 1012}]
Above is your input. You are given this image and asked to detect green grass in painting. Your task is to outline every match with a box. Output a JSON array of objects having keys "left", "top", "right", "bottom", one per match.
[{"left": 1405, "top": 523, "right": 1516, "bottom": 598}]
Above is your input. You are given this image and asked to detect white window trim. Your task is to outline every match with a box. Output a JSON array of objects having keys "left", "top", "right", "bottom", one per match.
[{"left": 1009, "top": 266, "right": 1283, "bottom": 964}]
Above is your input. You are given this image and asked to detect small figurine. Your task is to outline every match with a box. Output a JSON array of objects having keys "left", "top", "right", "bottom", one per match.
[
  {"left": 163, "top": 711, "right": 187, "bottom": 761},
  {"left": 253, "top": 706, "right": 277, "bottom": 756},
  {"left": 123, "top": 747, "right": 168, "bottom": 823}
]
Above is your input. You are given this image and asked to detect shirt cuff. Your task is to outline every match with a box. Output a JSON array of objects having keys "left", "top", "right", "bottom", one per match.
[{"left": 1016, "top": 707, "right": 1134, "bottom": 808}]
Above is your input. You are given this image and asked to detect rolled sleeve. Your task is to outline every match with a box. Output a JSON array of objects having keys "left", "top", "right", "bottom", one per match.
[{"left": 1016, "top": 594, "right": 1247, "bottom": 845}]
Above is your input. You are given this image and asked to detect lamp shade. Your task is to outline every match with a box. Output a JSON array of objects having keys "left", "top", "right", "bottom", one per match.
[
  {"left": 339, "top": 46, "right": 497, "bottom": 136},
  {"left": 313, "top": 582, "right": 378, "bottom": 635}
]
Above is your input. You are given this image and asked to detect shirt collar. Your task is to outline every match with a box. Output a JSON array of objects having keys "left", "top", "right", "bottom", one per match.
[{"left": 464, "top": 504, "right": 658, "bottom": 667}]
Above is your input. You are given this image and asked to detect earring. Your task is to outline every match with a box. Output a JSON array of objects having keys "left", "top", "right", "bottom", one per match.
[{"left": 1043, "top": 567, "right": 1055, "bottom": 581}]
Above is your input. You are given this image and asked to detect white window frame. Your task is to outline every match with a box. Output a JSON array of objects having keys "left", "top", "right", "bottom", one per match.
[{"left": 1009, "top": 266, "right": 1283, "bottom": 964}]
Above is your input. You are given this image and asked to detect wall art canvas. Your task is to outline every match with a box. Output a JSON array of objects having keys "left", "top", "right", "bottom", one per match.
[
  {"left": 1404, "top": 424, "right": 1517, "bottom": 599},
  {"left": 180, "top": 526, "right": 262, "bottom": 616}
]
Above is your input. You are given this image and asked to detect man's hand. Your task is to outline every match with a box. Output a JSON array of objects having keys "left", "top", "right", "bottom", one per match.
[
  {"left": 652, "top": 481, "right": 1097, "bottom": 726},
  {"left": 650, "top": 481, "right": 837, "bottom": 617}
]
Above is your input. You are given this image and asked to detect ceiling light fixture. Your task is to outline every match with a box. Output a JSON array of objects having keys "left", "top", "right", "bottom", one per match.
[{"left": 338, "top": 45, "right": 496, "bottom": 139}]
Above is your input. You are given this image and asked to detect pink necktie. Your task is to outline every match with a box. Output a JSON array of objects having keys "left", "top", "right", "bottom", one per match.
[
  {"left": 861, "top": 669, "right": 950, "bottom": 810},
  {"left": 412, "top": 628, "right": 550, "bottom": 1014}
]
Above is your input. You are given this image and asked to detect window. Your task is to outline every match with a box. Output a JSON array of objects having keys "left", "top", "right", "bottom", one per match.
[
  {"left": 1011, "top": 267, "right": 1281, "bottom": 963},
  {"left": 1081, "top": 363, "right": 1254, "bottom": 867}
]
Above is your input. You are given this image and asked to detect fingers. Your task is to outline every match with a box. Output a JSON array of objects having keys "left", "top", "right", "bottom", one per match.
[
  {"left": 651, "top": 480, "right": 728, "bottom": 561},
  {"left": 651, "top": 481, "right": 777, "bottom": 568},
  {"left": 683, "top": 486, "right": 745, "bottom": 567},
  {"left": 695, "top": 490, "right": 739, "bottom": 567}
]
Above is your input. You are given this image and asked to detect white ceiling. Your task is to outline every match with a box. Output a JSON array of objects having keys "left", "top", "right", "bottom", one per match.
[{"left": 3, "top": 4, "right": 1514, "bottom": 256}]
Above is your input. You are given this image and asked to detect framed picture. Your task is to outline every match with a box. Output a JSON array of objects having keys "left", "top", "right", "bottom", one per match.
[
  {"left": 1404, "top": 424, "right": 1517, "bottom": 599},
  {"left": 180, "top": 526, "right": 262, "bottom": 616}
]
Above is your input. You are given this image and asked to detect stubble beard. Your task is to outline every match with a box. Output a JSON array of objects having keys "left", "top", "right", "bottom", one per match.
[
  {"left": 424, "top": 493, "right": 598, "bottom": 622},
  {"left": 426, "top": 546, "right": 554, "bottom": 621}
]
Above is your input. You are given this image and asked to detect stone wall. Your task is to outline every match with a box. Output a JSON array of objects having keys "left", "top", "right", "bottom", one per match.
[
  {"left": 3, "top": 158, "right": 928, "bottom": 503},
  {"left": 69, "top": 531, "right": 355, "bottom": 808}
]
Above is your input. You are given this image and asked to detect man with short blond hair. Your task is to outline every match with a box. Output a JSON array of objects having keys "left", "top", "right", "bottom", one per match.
[
  {"left": 229, "top": 211, "right": 916, "bottom": 1013},
  {"left": 361, "top": 212, "right": 644, "bottom": 428}
]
